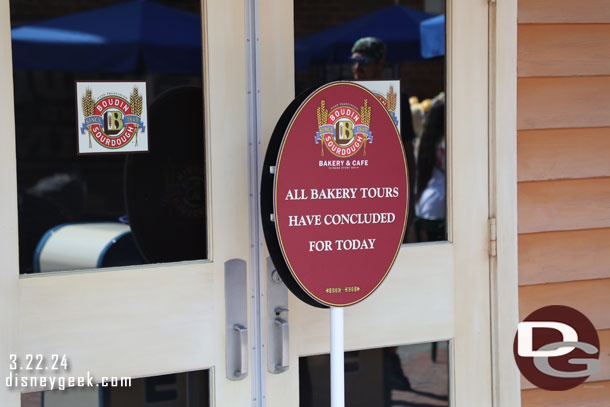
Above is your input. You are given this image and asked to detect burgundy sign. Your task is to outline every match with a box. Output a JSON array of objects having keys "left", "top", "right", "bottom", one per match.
[{"left": 271, "top": 82, "right": 408, "bottom": 307}]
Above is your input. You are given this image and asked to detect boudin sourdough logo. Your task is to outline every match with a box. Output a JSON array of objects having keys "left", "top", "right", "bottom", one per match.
[
  {"left": 315, "top": 99, "right": 373, "bottom": 158},
  {"left": 76, "top": 81, "right": 149, "bottom": 154}
]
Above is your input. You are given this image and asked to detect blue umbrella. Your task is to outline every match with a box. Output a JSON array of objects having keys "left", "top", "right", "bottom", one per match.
[
  {"left": 295, "top": 5, "right": 433, "bottom": 70},
  {"left": 11, "top": 0, "right": 202, "bottom": 74},
  {"left": 420, "top": 14, "right": 445, "bottom": 59}
]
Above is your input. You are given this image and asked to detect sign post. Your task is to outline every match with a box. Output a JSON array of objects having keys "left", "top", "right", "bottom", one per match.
[
  {"left": 330, "top": 306, "right": 345, "bottom": 407},
  {"left": 261, "top": 81, "right": 408, "bottom": 406}
]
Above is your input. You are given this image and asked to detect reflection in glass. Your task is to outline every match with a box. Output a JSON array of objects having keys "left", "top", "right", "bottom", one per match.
[
  {"left": 10, "top": 0, "right": 207, "bottom": 274},
  {"left": 20, "top": 370, "right": 209, "bottom": 407},
  {"left": 300, "top": 342, "right": 450, "bottom": 407},
  {"left": 294, "top": 0, "right": 447, "bottom": 243}
]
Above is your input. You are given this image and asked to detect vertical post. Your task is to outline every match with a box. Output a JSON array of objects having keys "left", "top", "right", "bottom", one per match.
[{"left": 330, "top": 306, "right": 345, "bottom": 407}]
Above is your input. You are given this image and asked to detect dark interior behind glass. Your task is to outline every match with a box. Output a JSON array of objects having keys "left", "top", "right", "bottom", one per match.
[
  {"left": 294, "top": 0, "right": 446, "bottom": 243},
  {"left": 10, "top": 0, "right": 207, "bottom": 274},
  {"left": 21, "top": 370, "right": 209, "bottom": 407},
  {"left": 300, "top": 342, "right": 450, "bottom": 407}
]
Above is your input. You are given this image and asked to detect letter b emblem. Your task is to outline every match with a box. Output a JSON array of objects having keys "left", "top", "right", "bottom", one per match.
[
  {"left": 105, "top": 111, "right": 124, "bottom": 135},
  {"left": 336, "top": 120, "right": 354, "bottom": 145}
]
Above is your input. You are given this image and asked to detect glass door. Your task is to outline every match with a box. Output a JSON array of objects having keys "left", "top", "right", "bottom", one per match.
[
  {"left": 1, "top": 0, "right": 255, "bottom": 406},
  {"left": 258, "top": 0, "right": 492, "bottom": 406},
  {"left": 0, "top": 0, "right": 493, "bottom": 405}
]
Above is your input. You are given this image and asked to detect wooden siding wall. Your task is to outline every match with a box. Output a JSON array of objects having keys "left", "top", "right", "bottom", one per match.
[{"left": 518, "top": 0, "right": 610, "bottom": 405}]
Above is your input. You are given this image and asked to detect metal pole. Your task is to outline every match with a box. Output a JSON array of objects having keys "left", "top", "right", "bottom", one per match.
[{"left": 330, "top": 306, "right": 345, "bottom": 407}]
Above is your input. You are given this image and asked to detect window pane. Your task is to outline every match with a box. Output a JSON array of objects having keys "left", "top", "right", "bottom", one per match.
[
  {"left": 294, "top": 0, "right": 447, "bottom": 243},
  {"left": 20, "top": 370, "right": 210, "bottom": 407},
  {"left": 300, "top": 342, "right": 450, "bottom": 407},
  {"left": 10, "top": 0, "right": 208, "bottom": 274}
]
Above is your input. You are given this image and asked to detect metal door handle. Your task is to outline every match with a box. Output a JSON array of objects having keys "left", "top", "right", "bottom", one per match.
[
  {"left": 225, "top": 259, "right": 248, "bottom": 381},
  {"left": 274, "top": 318, "right": 289, "bottom": 370},
  {"left": 267, "top": 258, "right": 289, "bottom": 374},
  {"left": 233, "top": 324, "right": 248, "bottom": 378}
]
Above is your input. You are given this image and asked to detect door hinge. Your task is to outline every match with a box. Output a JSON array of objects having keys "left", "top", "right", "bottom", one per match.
[{"left": 489, "top": 217, "right": 497, "bottom": 257}]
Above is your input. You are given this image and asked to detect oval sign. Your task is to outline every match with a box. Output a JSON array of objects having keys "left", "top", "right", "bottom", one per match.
[{"left": 264, "top": 82, "right": 408, "bottom": 307}]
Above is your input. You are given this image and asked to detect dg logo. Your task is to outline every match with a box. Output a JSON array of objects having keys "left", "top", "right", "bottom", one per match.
[{"left": 513, "top": 305, "right": 600, "bottom": 391}]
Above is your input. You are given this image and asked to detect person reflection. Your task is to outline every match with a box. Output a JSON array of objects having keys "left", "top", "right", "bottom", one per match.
[
  {"left": 350, "top": 37, "right": 387, "bottom": 81},
  {"left": 349, "top": 37, "right": 417, "bottom": 242},
  {"left": 414, "top": 96, "right": 446, "bottom": 242}
]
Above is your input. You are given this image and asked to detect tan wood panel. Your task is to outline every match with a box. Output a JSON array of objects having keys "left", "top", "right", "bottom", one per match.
[
  {"left": 0, "top": 1, "right": 19, "bottom": 406},
  {"left": 519, "top": 229, "right": 610, "bottom": 286},
  {"left": 522, "top": 380, "right": 610, "bottom": 406},
  {"left": 519, "top": 279, "right": 610, "bottom": 330},
  {"left": 517, "top": 128, "right": 610, "bottom": 182},
  {"left": 518, "top": 0, "right": 610, "bottom": 23},
  {"left": 518, "top": 178, "right": 610, "bottom": 234},
  {"left": 518, "top": 76, "right": 610, "bottom": 130},
  {"left": 522, "top": 329, "right": 610, "bottom": 389},
  {"left": 518, "top": 24, "right": 610, "bottom": 77}
]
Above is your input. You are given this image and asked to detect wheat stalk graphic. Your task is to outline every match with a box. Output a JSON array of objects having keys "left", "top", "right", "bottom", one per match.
[
  {"left": 387, "top": 85, "right": 397, "bottom": 113},
  {"left": 360, "top": 99, "right": 371, "bottom": 156},
  {"left": 316, "top": 100, "right": 328, "bottom": 156},
  {"left": 82, "top": 89, "right": 94, "bottom": 148},
  {"left": 130, "top": 87, "right": 143, "bottom": 146}
]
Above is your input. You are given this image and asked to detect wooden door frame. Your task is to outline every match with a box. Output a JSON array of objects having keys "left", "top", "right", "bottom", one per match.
[
  {"left": 489, "top": 0, "right": 521, "bottom": 406},
  {"left": 0, "top": 1, "right": 255, "bottom": 406},
  {"left": 0, "top": 0, "right": 22, "bottom": 404},
  {"left": 0, "top": 0, "right": 522, "bottom": 406},
  {"left": 257, "top": 0, "right": 508, "bottom": 406}
]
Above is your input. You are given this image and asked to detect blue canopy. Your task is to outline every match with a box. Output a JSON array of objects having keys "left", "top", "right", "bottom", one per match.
[
  {"left": 11, "top": 0, "right": 203, "bottom": 74},
  {"left": 420, "top": 14, "right": 445, "bottom": 59},
  {"left": 295, "top": 5, "right": 432, "bottom": 70}
]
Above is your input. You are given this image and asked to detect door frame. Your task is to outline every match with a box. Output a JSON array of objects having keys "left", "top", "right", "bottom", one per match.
[
  {"left": 489, "top": 0, "right": 521, "bottom": 406},
  {"left": 255, "top": 0, "right": 519, "bottom": 406},
  {"left": 1, "top": 0, "right": 23, "bottom": 404},
  {"left": 0, "top": 0, "right": 522, "bottom": 406},
  {"left": 0, "top": 1, "right": 256, "bottom": 406}
]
